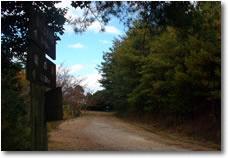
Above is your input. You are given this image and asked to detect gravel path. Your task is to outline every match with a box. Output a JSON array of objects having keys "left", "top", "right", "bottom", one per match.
[{"left": 48, "top": 111, "right": 216, "bottom": 151}]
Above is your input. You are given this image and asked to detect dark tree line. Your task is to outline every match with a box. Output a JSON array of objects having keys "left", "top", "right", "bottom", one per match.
[{"left": 98, "top": 2, "right": 221, "bottom": 143}]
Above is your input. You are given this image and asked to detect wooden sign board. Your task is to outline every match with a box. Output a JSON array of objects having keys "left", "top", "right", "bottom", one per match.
[
  {"left": 29, "top": 13, "right": 56, "bottom": 60},
  {"left": 27, "top": 43, "right": 56, "bottom": 88},
  {"left": 26, "top": 43, "right": 45, "bottom": 84},
  {"left": 45, "top": 87, "right": 63, "bottom": 122},
  {"left": 43, "top": 58, "right": 56, "bottom": 88}
]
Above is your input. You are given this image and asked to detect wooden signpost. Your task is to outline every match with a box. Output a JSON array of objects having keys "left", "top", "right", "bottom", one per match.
[
  {"left": 43, "top": 58, "right": 56, "bottom": 88},
  {"left": 26, "top": 12, "right": 62, "bottom": 150},
  {"left": 29, "top": 13, "right": 56, "bottom": 60},
  {"left": 45, "top": 87, "right": 63, "bottom": 121}
]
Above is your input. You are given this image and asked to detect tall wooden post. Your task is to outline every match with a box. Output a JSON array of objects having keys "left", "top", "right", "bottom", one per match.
[
  {"left": 30, "top": 83, "right": 47, "bottom": 150},
  {"left": 27, "top": 10, "right": 57, "bottom": 151}
]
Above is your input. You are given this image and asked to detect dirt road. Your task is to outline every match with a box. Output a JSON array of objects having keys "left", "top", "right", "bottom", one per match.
[{"left": 48, "top": 111, "right": 216, "bottom": 151}]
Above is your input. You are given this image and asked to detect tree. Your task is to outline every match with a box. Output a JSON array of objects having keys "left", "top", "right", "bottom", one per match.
[
  {"left": 56, "top": 64, "right": 86, "bottom": 117},
  {"left": 65, "top": 85, "right": 85, "bottom": 117},
  {"left": 1, "top": 1, "right": 66, "bottom": 65},
  {"left": 85, "top": 90, "right": 110, "bottom": 111},
  {"left": 98, "top": 1, "right": 221, "bottom": 143},
  {"left": 1, "top": 1, "right": 66, "bottom": 150},
  {"left": 1, "top": 1, "right": 221, "bottom": 149},
  {"left": 69, "top": 1, "right": 196, "bottom": 34}
]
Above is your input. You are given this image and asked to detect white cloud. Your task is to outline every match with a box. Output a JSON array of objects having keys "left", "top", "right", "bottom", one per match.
[
  {"left": 55, "top": 2, "right": 121, "bottom": 35},
  {"left": 58, "top": 64, "right": 103, "bottom": 93},
  {"left": 54, "top": 1, "right": 72, "bottom": 9},
  {"left": 99, "top": 40, "right": 112, "bottom": 44},
  {"left": 69, "top": 64, "right": 84, "bottom": 73},
  {"left": 55, "top": 0, "right": 83, "bottom": 17},
  {"left": 88, "top": 21, "right": 122, "bottom": 35},
  {"left": 68, "top": 43, "right": 85, "bottom": 48},
  {"left": 64, "top": 24, "right": 74, "bottom": 33},
  {"left": 105, "top": 25, "right": 121, "bottom": 34},
  {"left": 88, "top": 21, "right": 102, "bottom": 33},
  {"left": 65, "top": 7, "right": 84, "bottom": 20},
  {"left": 55, "top": 1, "right": 84, "bottom": 34},
  {"left": 81, "top": 71, "right": 103, "bottom": 93}
]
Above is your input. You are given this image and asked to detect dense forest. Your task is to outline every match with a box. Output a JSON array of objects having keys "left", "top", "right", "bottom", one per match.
[{"left": 98, "top": 2, "right": 221, "bottom": 143}]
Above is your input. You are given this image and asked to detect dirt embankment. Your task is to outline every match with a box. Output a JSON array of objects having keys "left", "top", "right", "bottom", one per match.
[{"left": 48, "top": 111, "right": 219, "bottom": 151}]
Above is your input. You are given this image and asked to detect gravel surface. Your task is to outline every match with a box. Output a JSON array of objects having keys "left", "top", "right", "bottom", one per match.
[{"left": 48, "top": 111, "right": 216, "bottom": 151}]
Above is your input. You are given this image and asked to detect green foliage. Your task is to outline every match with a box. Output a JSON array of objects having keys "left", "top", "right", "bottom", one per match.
[
  {"left": 1, "top": 1, "right": 66, "bottom": 64},
  {"left": 62, "top": 104, "right": 73, "bottom": 119},
  {"left": 1, "top": 1, "right": 67, "bottom": 150},
  {"left": 1, "top": 68, "right": 31, "bottom": 150},
  {"left": 99, "top": 1, "right": 221, "bottom": 124}
]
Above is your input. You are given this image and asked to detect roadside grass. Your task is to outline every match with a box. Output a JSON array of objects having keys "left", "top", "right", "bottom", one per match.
[{"left": 116, "top": 113, "right": 221, "bottom": 150}]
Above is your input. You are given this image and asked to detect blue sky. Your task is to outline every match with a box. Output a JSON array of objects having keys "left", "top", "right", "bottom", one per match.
[{"left": 54, "top": 1, "right": 125, "bottom": 93}]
